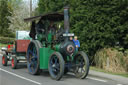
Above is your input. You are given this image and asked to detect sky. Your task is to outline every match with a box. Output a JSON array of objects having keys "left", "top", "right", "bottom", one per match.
[{"left": 23, "top": 0, "right": 39, "bottom": 10}]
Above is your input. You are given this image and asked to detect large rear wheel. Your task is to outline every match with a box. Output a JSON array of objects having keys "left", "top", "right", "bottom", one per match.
[
  {"left": 27, "top": 40, "right": 42, "bottom": 75},
  {"left": 74, "top": 51, "right": 89, "bottom": 79},
  {"left": 48, "top": 52, "right": 64, "bottom": 80}
]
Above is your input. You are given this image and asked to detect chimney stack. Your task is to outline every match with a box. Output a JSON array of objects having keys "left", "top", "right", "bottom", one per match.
[{"left": 64, "top": 6, "right": 70, "bottom": 33}]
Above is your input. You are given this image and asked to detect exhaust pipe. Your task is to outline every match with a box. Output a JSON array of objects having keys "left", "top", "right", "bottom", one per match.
[{"left": 64, "top": 6, "right": 70, "bottom": 33}]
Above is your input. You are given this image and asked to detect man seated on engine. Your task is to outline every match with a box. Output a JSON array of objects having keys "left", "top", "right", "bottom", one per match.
[
  {"left": 73, "top": 36, "right": 80, "bottom": 51},
  {"left": 69, "top": 36, "right": 73, "bottom": 41},
  {"left": 48, "top": 21, "right": 57, "bottom": 41},
  {"left": 48, "top": 21, "right": 56, "bottom": 35}
]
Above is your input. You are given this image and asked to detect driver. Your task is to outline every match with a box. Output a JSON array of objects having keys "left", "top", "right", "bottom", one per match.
[
  {"left": 48, "top": 21, "right": 56, "bottom": 35},
  {"left": 48, "top": 21, "right": 57, "bottom": 41}
]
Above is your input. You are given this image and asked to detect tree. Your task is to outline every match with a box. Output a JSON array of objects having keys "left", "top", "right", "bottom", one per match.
[
  {"left": 0, "top": 0, "right": 11, "bottom": 37},
  {"left": 37, "top": 0, "right": 66, "bottom": 14},
  {"left": 8, "top": 0, "right": 30, "bottom": 32},
  {"left": 37, "top": 0, "right": 128, "bottom": 64}
]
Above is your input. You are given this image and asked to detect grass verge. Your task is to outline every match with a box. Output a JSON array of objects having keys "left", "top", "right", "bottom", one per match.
[
  {"left": 90, "top": 66, "right": 128, "bottom": 78},
  {"left": 0, "top": 43, "right": 8, "bottom": 49}
]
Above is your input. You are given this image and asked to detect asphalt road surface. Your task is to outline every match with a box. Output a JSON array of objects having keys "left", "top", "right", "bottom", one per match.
[{"left": 0, "top": 54, "right": 125, "bottom": 85}]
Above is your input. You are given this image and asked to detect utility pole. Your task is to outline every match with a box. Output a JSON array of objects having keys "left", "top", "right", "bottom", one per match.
[{"left": 30, "top": 0, "right": 32, "bottom": 17}]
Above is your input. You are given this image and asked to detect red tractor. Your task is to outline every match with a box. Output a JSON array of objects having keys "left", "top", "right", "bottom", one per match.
[{"left": 2, "top": 31, "right": 30, "bottom": 69}]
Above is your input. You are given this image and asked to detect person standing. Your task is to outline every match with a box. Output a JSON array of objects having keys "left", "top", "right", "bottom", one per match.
[{"left": 73, "top": 36, "right": 80, "bottom": 51}]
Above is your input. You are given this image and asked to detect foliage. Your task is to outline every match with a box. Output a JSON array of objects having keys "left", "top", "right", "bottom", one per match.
[
  {"left": 90, "top": 66, "right": 128, "bottom": 77},
  {"left": 0, "top": 0, "right": 11, "bottom": 37},
  {"left": 7, "top": 0, "right": 30, "bottom": 32},
  {"left": 0, "top": 36, "right": 15, "bottom": 44},
  {"left": 94, "top": 48, "right": 128, "bottom": 73},
  {"left": 8, "top": 0, "right": 23, "bottom": 10},
  {"left": 0, "top": 0, "right": 29, "bottom": 37},
  {"left": 37, "top": 0, "right": 128, "bottom": 64}
]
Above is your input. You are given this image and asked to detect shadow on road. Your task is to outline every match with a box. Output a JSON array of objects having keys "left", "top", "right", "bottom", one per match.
[
  {"left": 16, "top": 63, "right": 27, "bottom": 69},
  {"left": 4, "top": 63, "right": 27, "bottom": 69},
  {"left": 40, "top": 70, "right": 77, "bottom": 81}
]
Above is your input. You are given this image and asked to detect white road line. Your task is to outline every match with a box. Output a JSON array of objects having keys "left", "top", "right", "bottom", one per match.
[
  {"left": 87, "top": 77, "right": 107, "bottom": 82},
  {"left": 117, "top": 84, "right": 123, "bottom": 85},
  {"left": 0, "top": 68, "right": 41, "bottom": 85}
]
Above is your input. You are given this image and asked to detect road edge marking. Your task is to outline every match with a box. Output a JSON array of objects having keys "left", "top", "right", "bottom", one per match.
[
  {"left": 0, "top": 68, "right": 41, "bottom": 85},
  {"left": 87, "top": 77, "right": 107, "bottom": 82},
  {"left": 117, "top": 84, "right": 123, "bottom": 85}
]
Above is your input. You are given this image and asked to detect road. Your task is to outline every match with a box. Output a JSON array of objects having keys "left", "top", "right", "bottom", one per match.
[{"left": 0, "top": 54, "right": 125, "bottom": 85}]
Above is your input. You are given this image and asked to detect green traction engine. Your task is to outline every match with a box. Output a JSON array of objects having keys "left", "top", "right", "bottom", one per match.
[{"left": 24, "top": 7, "right": 89, "bottom": 80}]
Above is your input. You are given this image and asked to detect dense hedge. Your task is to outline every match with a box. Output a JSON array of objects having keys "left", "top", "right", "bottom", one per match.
[
  {"left": 0, "top": 37, "right": 15, "bottom": 44},
  {"left": 37, "top": 0, "right": 128, "bottom": 64}
]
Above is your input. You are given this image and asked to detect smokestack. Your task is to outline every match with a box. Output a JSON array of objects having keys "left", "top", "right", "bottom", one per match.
[{"left": 64, "top": 6, "right": 70, "bottom": 33}]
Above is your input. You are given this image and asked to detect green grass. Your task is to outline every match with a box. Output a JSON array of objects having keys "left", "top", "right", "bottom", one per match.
[
  {"left": 90, "top": 66, "right": 128, "bottom": 78},
  {"left": 0, "top": 43, "right": 8, "bottom": 49}
]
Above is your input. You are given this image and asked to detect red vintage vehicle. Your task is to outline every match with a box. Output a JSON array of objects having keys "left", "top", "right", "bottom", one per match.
[{"left": 2, "top": 31, "right": 30, "bottom": 69}]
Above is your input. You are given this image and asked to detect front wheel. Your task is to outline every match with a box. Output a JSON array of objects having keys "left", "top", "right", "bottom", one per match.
[
  {"left": 11, "top": 57, "right": 17, "bottom": 69},
  {"left": 2, "top": 54, "right": 8, "bottom": 66},
  {"left": 48, "top": 52, "right": 64, "bottom": 80},
  {"left": 74, "top": 51, "right": 89, "bottom": 79}
]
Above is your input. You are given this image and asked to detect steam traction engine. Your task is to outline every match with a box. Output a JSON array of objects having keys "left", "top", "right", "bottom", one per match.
[{"left": 24, "top": 7, "right": 89, "bottom": 80}]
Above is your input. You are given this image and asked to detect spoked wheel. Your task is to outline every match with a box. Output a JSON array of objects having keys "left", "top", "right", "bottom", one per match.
[
  {"left": 11, "top": 57, "right": 17, "bottom": 69},
  {"left": 48, "top": 52, "right": 64, "bottom": 80},
  {"left": 74, "top": 51, "right": 89, "bottom": 79},
  {"left": 27, "top": 40, "right": 41, "bottom": 75},
  {"left": 2, "top": 54, "right": 8, "bottom": 66}
]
